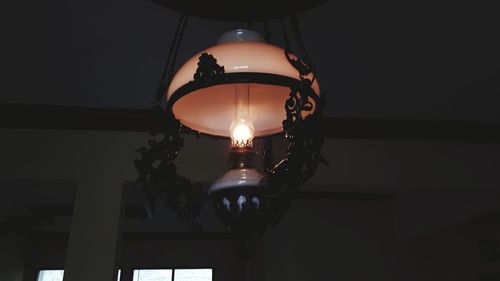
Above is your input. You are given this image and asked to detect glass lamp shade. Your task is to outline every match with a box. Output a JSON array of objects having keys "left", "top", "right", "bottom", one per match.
[{"left": 166, "top": 31, "right": 320, "bottom": 138}]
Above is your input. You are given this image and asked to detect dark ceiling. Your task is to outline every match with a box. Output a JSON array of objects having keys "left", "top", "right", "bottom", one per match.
[
  {"left": 2, "top": 0, "right": 499, "bottom": 122},
  {"left": 1, "top": 0, "right": 499, "bottom": 239}
]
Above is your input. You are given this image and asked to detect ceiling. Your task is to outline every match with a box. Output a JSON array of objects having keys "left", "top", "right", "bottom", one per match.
[
  {"left": 1, "top": 0, "right": 499, "bottom": 237},
  {"left": 2, "top": 0, "right": 499, "bottom": 122}
]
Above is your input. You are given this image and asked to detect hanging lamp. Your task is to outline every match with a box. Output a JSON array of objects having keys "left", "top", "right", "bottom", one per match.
[{"left": 135, "top": 2, "right": 329, "bottom": 258}]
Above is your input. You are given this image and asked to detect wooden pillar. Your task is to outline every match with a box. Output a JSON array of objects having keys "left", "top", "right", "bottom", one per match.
[{"left": 63, "top": 180, "right": 124, "bottom": 281}]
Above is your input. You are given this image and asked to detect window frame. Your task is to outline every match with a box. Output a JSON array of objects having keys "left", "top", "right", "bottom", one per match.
[
  {"left": 35, "top": 267, "right": 214, "bottom": 281},
  {"left": 35, "top": 268, "right": 123, "bottom": 281},
  {"left": 35, "top": 268, "right": 65, "bottom": 281},
  {"left": 131, "top": 267, "right": 214, "bottom": 281}
]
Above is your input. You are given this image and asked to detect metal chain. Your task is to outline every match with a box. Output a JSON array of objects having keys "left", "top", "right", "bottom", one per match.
[
  {"left": 279, "top": 18, "right": 291, "bottom": 50},
  {"left": 289, "top": 15, "right": 316, "bottom": 76},
  {"left": 263, "top": 21, "right": 272, "bottom": 43},
  {"left": 155, "top": 14, "right": 188, "bottom": 104}
]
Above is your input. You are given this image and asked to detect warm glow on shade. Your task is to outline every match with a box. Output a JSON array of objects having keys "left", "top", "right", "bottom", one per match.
[{"left": 167, "top": 32, "right": 320, "bottom": 138}]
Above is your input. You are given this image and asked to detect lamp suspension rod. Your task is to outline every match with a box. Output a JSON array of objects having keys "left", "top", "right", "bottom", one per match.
[
  {"left": 263, "top": 21, "right": 272, "bottom": 43},
  {"left": 167, "top": 16, "right": 187, "bottom": 84},
  {"left": 279, "top": 18, "right": 291, "bottom": 50},
  {"left": 288, "top": 14, "right": 316, "bottom": 78},
  {"left": 156, "top": 14, "right": 188, "bottom": 103},
  {"left": 288, "top": 15, "right": 309, "bottom": 58}
]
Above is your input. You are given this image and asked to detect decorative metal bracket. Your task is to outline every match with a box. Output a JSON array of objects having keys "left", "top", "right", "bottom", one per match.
[
  {"left": 285, "top": 49, "right": 313, "bottom": 80},
  {"left": 134, "top": 108, "right": 208, "bottom": 231},
  {"left": 193, "top": 53, "right": 225, "bottom": 81},
  {"left": 256, "top": 51, "right": 327, "bottom": 230}
]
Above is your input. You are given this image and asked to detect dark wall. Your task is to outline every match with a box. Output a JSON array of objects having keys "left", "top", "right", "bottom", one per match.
[
  {"left": 20, "top": 234, "right": 243, "bottom": 281},
  {"left": 7, "top": 195, "right": 500, "bottom": 281},
  {"left": 0, "top": 235, "right": 24, "bottom": 281},
  {"left": 263, "top": 198, "right": 398, "bottom": 281}
]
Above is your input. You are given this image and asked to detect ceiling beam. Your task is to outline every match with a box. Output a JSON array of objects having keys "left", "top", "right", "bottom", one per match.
[
  {"left": 26, "top": 231, "right": 237, "bottom": 241},
  {"left": 293, "top": 191, "right": 393, "bottom": 200},
  {"left": 25, "top": 204, "right": 149, "bottom": 219},
  {"left": 0, "top": 103, "right": 158, "bottom": 132},
  {"left": 1, "top": 103, "right": 499, "bottom": 143}
]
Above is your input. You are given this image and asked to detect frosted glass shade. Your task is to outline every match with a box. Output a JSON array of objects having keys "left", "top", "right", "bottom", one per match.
[{"left": 167, "top": 40, "right": 320, "bottom": 138}]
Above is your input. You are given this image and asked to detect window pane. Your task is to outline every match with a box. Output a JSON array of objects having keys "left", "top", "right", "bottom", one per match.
[
  {"left": 37, "top": 269, "right": 121, "bottom": 281},
  {"left": 37, "top": 270, "right": 64, "bottom": 281},
  {"left": 133, "top": 269, "right": 173, "bottom": 281},
  {"left": 174, "top": 269, "right": 212, "bottom": 281}
]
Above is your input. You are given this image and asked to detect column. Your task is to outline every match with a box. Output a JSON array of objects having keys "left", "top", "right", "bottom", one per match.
[{"left": 63, "top": 179, "right": 124, "bottom": 281}]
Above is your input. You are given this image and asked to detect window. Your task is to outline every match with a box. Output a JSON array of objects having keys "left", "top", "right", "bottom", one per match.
[
  {"left": 174, "top": 269, "right": 212, "bottom": 281},
  {"left": 133, "top": 269, "right": 212, "bottom": 281},
  {"left": 37, "top": 270, "right": 64, "bottom": 281},
  {"left": 37, "top": 269, "right": 121, "bottom": 281},
  {"left": 36, "top": 268, "right": 211, "bottom": 281},
  {"left": 36, "top": 268, "right": 212, "bottom": 281},
  {"left": 133, "top": 269, "right": 172, "bottom": 281}
]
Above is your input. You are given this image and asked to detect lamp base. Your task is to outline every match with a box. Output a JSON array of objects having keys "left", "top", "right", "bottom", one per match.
[{"left": 211, "top": 185, "right": 270, "bottom": 235}]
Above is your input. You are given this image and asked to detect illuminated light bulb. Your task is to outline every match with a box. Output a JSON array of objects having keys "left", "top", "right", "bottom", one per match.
[
  {"left": 232, "top": 124, "right": 252, "bottom": 141},
  {"left": 229, "top": 84, "right": 255, "bottom": 148},
  {"left": 230, "top": 117, "right": 255, "bottom": 148}
]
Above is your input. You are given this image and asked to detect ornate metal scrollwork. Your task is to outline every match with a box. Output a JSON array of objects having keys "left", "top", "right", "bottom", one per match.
[
  {"left": 193, "top": 53, "right": 225, "bottom": 81},
  {"left": 134, "top": 107, "right": 208, "bottom": 231},
  {"left": 259, "top": 51, "right": 327, "bottom": 224},
  {"left": 285, "top": 49, "right": 313, "bottom": 79},
  {"left": 283, "top": 80, "right": 316, "bottom": 126}
]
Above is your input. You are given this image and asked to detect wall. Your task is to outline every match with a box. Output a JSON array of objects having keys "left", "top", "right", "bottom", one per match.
[
  {"left": 21, "top": 234, "right": 244, "bottom": 281},
  {"left": 119, "top": 237, "right": 245, "bottom": 281},
  {"left": 263, "top": 198, "right": 399, "bottom": 281},
  {"left": 414, "top": 223, "right": 500, "bottom": 281},
  {"left": 12, "top": 194, "right": 500, "bottom": 281},
  {"left": 0, "top": 234, "right": 25, "bottom": 281},
  {"left": 262, "top": 194, "right": 500, "bottom": 281},
  {"left": 1, "top": 129, "right": 499, "bottom": 281}
]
